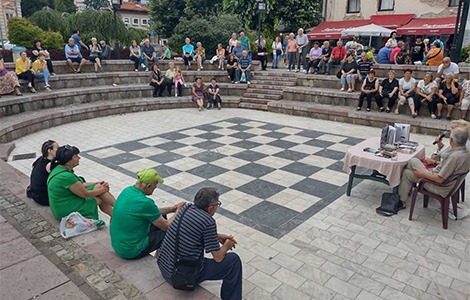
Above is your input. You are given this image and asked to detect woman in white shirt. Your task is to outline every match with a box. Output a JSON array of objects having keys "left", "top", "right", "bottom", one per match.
[
  {"left": 228, "top": 33, "right": 238, "bottom": 53},
  {"left": 412, "top": 72, "right": 438, "bottom": 118},
  {"left": 457, "top": 75, "right": 470, "bottom": 120},
  {"left": 395, "top": 69, "right": 416, "bottom": 116},
  {"left": 272, "top": 37, "right": 283, "bottom": 69}
]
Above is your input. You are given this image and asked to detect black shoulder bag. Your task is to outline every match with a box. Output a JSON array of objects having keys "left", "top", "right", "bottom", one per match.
[
  {"left": 171, "top": 205, "right": 204, "bottom": 291},
  {"left": 376, "top": 192, "right": 403, "bottom": 216}
]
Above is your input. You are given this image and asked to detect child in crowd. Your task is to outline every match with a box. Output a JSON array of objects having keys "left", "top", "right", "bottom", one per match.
[
  {"left": 207, "top": 78, "right": 222, "bottom": 110},
  {"left": 174, "top": 67, "right": 184, "bottom": 97},
  {"left": 366, "top": 47, "right": 377, "bottom": 64}
]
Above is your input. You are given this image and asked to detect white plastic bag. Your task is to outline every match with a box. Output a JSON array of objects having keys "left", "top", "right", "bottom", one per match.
[
  {"left": 240, "top": 72, "right": 246, "bottom": 83},
  {"left": 210, "top": 55, "right": 218, "bottom": 64},
  {"left": 60, "top": 212, "right": 105, "bottom": 239},
  {"left": 449, "top": 203, "right": 469, "bottom": 220}
]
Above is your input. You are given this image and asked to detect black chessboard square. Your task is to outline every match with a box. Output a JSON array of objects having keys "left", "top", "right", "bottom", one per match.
[
  {"left": 274, "top": 150, "right": 309, "bottom": 161},
  {"left": 290, "top": 178, "right": 338, "bottom": 198},
  {"left": 154, "top": 141, "right": 187, "bottom": 151},
  {"left": 232, "top": 150, "right": 268, "bottom": 162},
  {"left": 103, "top": 152, "right": 141, "bottom": 165},
  {"left": 315, "top": 149, "right": 346, "bottom": 160},
  {"left": 228, "top": 124, "right": 252, "bottom": 132},
  {"left": 281, "top": 162, "right": 322, "bottom": 177},
  {"left": 232, "top": 140, "right": 262, "bottom": 150},
  {"left": 147, "top": 152, "right": 185, "bottom": 164},
  {"left": 190, "top": 151, "right": 226, "bottom": 162},
  {"left": 304, "top": 139, "right": 335, "bottom": 148},
  {"left": 341, "top": 137, "right": 365, "bottom": 146},
  {"left": 230, "top": 132, "right": 257, "bottom": 140},
  {"left": 259, "top": 123, "right": 284, "bottom": 131},
  {"left": 234, "top": 163, "right": 275, "bottom": 178},
  {"left": 262, "top": 131, "right": 290, "bottom": 139},
  {"left": 193, "top": 141, "right": 225, "bottom": 150},
  {"left": 181, "top": 180, "right": 231, "bottom": 198},
  {"left": 296, "top": 130, "right": 325, "bottom": 139},
  {"left": 113, "top": 141, "right": 148, "bottom": 152},
  {"left": 157, "top": 132, "right": 189, "bottom": 141},
  {"left": 236, "top": 179, "right": 285, "bottom": 199},
  {"left": 152, "top": 165, "right": 182, "bottom": 178},
  {"left": 267, "top": 139, "right": 298, "bottom": 149},
  {"left": 196, "top": 132, "right": 224, "bottom": 140},
  {"left": 187, "top": 164, "right": 229, "bottom": 178},
  {"left": 195, "top": 124, "right": 221, "bottom": 132}
]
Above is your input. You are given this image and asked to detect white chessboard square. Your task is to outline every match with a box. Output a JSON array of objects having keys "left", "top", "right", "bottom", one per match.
[
  {"left": 255, "top": 156, "right": 293, "bottom": 169},
  {"left": 166, "top": 157, "right": 206, "bottom": 171},
  {"left": 281, "top": 135, "right": 312, "bottom": 144},
  {"left": 129, "top": 147, "right": 166, "bottom": 157},
  {"left": 327, "top": 143, "right": 351, "bottom": 153},
  {"left": 246, "top": 135, "right": 277, "bottom": 145},
  {"left": 212, "top": 136, "right": 243, "bottom": 145},
  {"left": 139, "top": 136, "right": 171, "bottom": 146},
  {"left": 243, "top": 121, "right": 267, "bottom": 127},
  {"left": 163, "top": 172, "right": 205, "bottom": 190},
  {"left": 88, "top": 147, "right": 126, "bottom": 159},
  {"left": 288, "top": 144, "right": 323, "bottom": 155},
  {"left": 177, "top": 136, "right": 207, "bottom": 146},
  {"left": 212, "top": 145, "right": 245, "bottom": 156},
  {"left": 298, "top": 155, "right": 337, "bottom": 168},
  {"left": 210, "top": 156, "right": 250, "bottom": 170},
  {"left": 245, "top": 128, "right": 271, "bottom": 136},
  {"left": 275, "top": 127, "right": 303, "bottom": 135},
  {"left": 316, "top": 134, "right": 347, "bottom": 143},
  {"left": 171, "top": 145, "right": 205, "bottom": 157},
  {"left": 210, "top": 171, "right": 256, "bottom": 189},
  {"left": 251, "top": 144, "right": 284, "bottom": 155},
  {"left": 178, "top": 128, "right": 207, "bottom": 136},
  {"left": 309, "top": 169, "right": 350, "bottom": 186},
  {"left": 212, "top": 121, "right": 238, "bottom": 128},
  {"left": 261, "top": 170, "right": 305, "bottom": 187},
  {"left": 119, "top": 158, "right": 160, "bottom": 173}
]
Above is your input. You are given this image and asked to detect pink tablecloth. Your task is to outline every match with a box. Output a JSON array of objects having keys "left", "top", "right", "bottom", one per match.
[{"left": 343, "top": 137, "right": 425, "bottom": 188}]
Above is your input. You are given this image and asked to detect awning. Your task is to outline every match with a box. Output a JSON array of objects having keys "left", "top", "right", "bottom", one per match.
[
  {"left": 341, "top": 24, "right": 393, "bottom": 37},
  {"left": 307, "top": 20, "right": 371, "bottom": 40},
  {"left": 397, "top": 17, "right": 457, "bottom": 35},
  {"left": 370, "top": 14, "right": 414, "bottom": 29}
]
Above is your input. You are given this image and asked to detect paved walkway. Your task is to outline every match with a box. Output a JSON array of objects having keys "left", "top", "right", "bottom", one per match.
[{"left": 4, "top": 108, "right": 470, "bottom": 300}]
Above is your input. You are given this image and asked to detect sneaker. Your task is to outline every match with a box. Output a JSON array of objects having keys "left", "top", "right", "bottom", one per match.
[
  {"left": 175, "top": 93, "right": 178, "bottom": 97},
  {"left": 235, "top": 81, "right": 240, "bottom": 84},
  {"left": 340, "top": 88, "right": 345, "bottom": 91},
  {"left": 295, "top": 69, "right": 299, "bottom": 73},
  {"left": 145, "top": 68, "right": 149, "bottom": 71},
  {"left": 141, "top": 63, "right": 145, "bottom": 68},
  {"left": 287, "top": 69, "right": 291, "bottom": 72},
  {"left": 45, "top": 86, "right": 52, "bottom": 92},
  {"left": 247, "top": 81, "right": 251, "bottom": 85},
  {"left": 201, "top": 66, "right": 203, "bottom": 70},
  {"left": 197, "top": 69, "right": 201, "bottom": 71},
  {"left": 135, "top": 69, "right": 138, "bottom": 72},
  {"left": 305, "top": 70, "right": 308, "bottom": 74},
  {"left": 431, "top": 114, "right": 436, "bottom": 119},
  {"left": 347, "top": 88, "right": 352, "bottom": 93},
  {"left": 198, "top": 107, "right": 202, "bottom": 111}
]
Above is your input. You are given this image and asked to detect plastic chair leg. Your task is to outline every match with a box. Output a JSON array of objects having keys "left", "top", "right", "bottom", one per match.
[
  {"left": 423, "top": 195, "right": 429, "bottom": 208},
  {"left": 409, "top": 186, "right": 419, "bottom": 221},
  {"left": 452, "top": 193, "right": 459, "bottom": 220},
  {"left": 441, "top": 198, "right": 449, "bottom": 229}
]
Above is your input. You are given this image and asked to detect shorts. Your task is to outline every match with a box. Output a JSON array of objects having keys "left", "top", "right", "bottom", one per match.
[
  {"left": 67, "top": 57, "right": 83, "bottom": 63},
  {"left": 461, "top": 98, "right": 470, "bottom": 110},
  {"left": 131, "top": 224, "right": 166, "bottom": 260}
]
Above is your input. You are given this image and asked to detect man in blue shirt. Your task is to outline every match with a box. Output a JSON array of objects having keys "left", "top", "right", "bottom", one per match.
[
  {"left": 142, "top": 39, "right": 156, "bottom": 71},
  {"left": 231, "top": 40, "right": 245, "bottom": 60},
  {"left": 65, "top": 38, "right": 87, "bottom": 73},
  {"left": 182, "top": 37, "right": 194, "bottom": 70},
  {"left": 71, "top": 29, "right": 89, "bottom": 51},
  {"left": 235, "top": 50, "right": 252, "bottom": 84},
  {"left": 376, "top": 46, "right": 391, "bottom": 64}
]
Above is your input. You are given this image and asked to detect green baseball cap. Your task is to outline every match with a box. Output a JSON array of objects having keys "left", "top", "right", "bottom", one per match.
[{"left": 137, "top": 168, "right": 164, "bottom": 184}]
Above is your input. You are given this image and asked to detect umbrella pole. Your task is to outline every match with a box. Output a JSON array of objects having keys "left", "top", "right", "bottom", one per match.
[{"left": 369, "top": 36, "right": 372, "bottom": 48}]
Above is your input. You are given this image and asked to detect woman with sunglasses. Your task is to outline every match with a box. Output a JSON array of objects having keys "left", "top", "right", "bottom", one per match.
[
  {"left": 29, "top": 140, "right": 59, "bottom": 205},
  {"left": 47, "top": 145, "right": 115, "bottom": 220}
]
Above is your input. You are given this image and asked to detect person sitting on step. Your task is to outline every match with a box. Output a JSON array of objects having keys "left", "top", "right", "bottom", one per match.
[
  {"left": 0, "top": 55, "right": 22, "bottom": 96},
  {"left": 110, "top": 168, "right": 186, "bottom": 259},
  {"left": 47, "top": 145, "right": 116, "bottom": 221},
  {"left": 88, "top": 38, "right": 103, "bottom": 73},
  {"left": 142, "top": 39, "right": 156, "bottom": 72},
  {"left": 32, "top": 52, "right": 52, "bottom": 92},
  {"left": 395, "top": 69, "right": 417, "bottom": 116},
  {"left": 207, "top": 78, "right": 222, "bottom": 110},
  {"left": 174, "top": 67, "right": 185, "bottom": 97},
  {"left": 150, "top": 64, "right": 165, "bottom": 97},
  {"left": 164, "top": 61, "right": 176, "bottom": 96},
  {"left": 413, "top": 72, "right": 438, "bottom": 119},
  {"left": 65, "top": 38, "right": 86, "bottom": 73},
  {"left": 31, "top": 38, "right": 56, "bottom": 75},
  {"left": 377, "top": 70, "right": 399, "bottom": 113},
  {"left": 235, "top": 50, "right": 252, "bottom": 85},
  {"left": 357, "top": 70, "right": 379, "bottom": 112},
  {"left": 15, "top": 51, "right": 36, "bottom": 93},
  {"left": 437, "top": 73, "right": 459, "bottom": 120},
  {"left": 29, "top": 140, "right": 59, "bottom": 206}
]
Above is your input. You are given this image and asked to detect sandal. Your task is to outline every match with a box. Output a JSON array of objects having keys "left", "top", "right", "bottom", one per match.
[
  {"left": 356, "top": 107, "right": 361, "bottom": 111},
  {"left": 28, "top": 86, "right": 37, "bottom": 93}
]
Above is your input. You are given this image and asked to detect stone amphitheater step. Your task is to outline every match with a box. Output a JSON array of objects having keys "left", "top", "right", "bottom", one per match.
[
  {"left": 250, "top": 80, "right": 296, "bottom": 86},
  {"left": 0, "top": 83, "right": 247, "bottom": 117},
  {"left": 239, "top": 97, "right": 271, "bottom": 105},
  {"left": 248, "top": 84, "right": 286, "bottom": 90},
  {"left": 245, "top": 88, "right": 283, "bottom": 95},
  {"left": 267, "top": 100, "right": 448, "bottom": 136},
  {"left": 0, "top": 96, "right": 241, "bottom": 143},
  {"left": 297, "top": 74, "right": 387, "bottom": 91},
  {"left": 242, "top": 93, "right": 283, "bottom": 100},
  {"left": 5, "top": 59, "right": 262, "bottom": 74},
  {"left": 248, "top": 74, "right": 298, "bottom": 82},
  {"left": 238, "top": 102, "right": 268, "bottom": 111},
  {"left": 281, "top": 86, "right": 469, "bottom": 121}
]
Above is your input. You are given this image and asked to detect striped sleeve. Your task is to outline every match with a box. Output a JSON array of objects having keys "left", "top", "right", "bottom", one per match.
[{"left": 203, "top": 221, "right": 220, "bottom": 253}]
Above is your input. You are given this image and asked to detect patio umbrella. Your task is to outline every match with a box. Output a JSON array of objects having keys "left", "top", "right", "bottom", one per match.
[{"left": 341, "top": 23, "right": 393, "bottom": 46}]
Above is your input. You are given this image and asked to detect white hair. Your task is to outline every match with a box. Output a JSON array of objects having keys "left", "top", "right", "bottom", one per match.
[
  {"left": 451, "top": 127, "right": 468, "bottom": 146},
  {"left": 298, "top": 28, "right": 304, "bottom": 32}
]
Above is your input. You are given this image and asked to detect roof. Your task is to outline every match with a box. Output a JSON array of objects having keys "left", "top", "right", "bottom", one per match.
[
  {"left": 110, "top": 2, "right": 149, "bottom": 12},
  {"left": 306, "top": 20, "right": 371, "bottom": 40},
  {"left": 397, "top": 17, "right": 457, "bottom": 35},
  {"left": 370, "top": 14, "right": 414, "bottom": 29}
]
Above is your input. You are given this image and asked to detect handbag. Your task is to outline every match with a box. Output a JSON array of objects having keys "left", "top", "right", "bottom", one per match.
[
  {"left": 376, "top": 193, "right": 403, "bottom": 216},
  {"left": 171, "top": 205, "right": 203, "bottom": 291},
  {"left": 336, "top": 71, "right": 342, "bottom": 79},
  {"left": 276, "top": 49, "right": 282, "bottom": 55}
]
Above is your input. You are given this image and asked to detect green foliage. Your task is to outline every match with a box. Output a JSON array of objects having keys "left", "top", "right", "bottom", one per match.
[
  {"left": 39, "top": 31, "right": 64, "bottom": 49},
  {"left": 148, "top": 0, "right": 187, "bottom": 38},
  {"left": 83, "top": 0, "right": 110, "bottom": 10},
  {"left": 20, "top": 0, "right": 53, "bottom": 18},
  {"left": 54, "top": 0, "right": 77, "bottom": 13},
  {"left": 7, "top": 17, "right": 43, "bottom": 47},
  {"left": 223, "top": 0, "right": 322, "bottom": 33},
  {"left": 462, "top": 43, "right": 470, "bottom": 62},
  {"left": 168, "top": 14, "right": 242, "bottom": 56},
  {"left": 29, "top": 7, "right": 63, "bottom": 32}
]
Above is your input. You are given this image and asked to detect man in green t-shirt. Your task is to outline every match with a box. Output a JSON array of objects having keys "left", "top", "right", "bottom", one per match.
[
  {"left": 238, "top": 31, "right": 251, "bottom": 54},
  {"left": 110, "top": 168, "right": 186, "bottom": 259},
  {"left": 160, "top": 44, "right": 171, "bottom": 60}
]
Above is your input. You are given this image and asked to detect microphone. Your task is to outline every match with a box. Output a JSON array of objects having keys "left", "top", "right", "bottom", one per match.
[{"left": 433, "top": 131, "right": 448, "bottom": 145}]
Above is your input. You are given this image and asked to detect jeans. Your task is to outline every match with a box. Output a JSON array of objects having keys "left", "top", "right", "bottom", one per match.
[
  {"left": 235, "top": 69, "right": 251, "bottom": 82},
  {"left": 272, "top": 53, "right": 280, "bottom": 67},
  {"left": 297, "top": 46, "right": 308, "bottom": 70},
  {"left": 197, "top": 253, "right": 242, "bottom": 300},
  {"left": 306, "top": 59, "right": 321, "bottom": 73},
  {"left": 130, "top": 55, "right": 141, "bottom": 69},
  {"left": 287, "top": 52, "right": 296, "bottom": 70},
  {"left": 340, "top": 74, "right": 358, "bottom": 84},
  {"left": 327, "top": 58, "right": 342, "bottom": 73},
  {"left": 34, "top": 69, "right": 50, "bottom": 85}
]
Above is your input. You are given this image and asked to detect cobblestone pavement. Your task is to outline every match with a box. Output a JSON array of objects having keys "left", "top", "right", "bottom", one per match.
[{"left": 6, "top": 108, "right": 470, "bottom": 300}]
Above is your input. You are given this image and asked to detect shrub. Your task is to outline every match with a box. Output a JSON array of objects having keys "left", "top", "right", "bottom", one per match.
[
  {"left": 8, "top": 17, "right": 43, "bottom": 48},
  {"left": 29, "top": 7, "right": 63, "bottom": 32},
  {"left": 40, "top": 31, "right": 65, "bottom": 49}
]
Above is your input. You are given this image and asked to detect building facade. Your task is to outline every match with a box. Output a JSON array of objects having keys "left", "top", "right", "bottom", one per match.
[
  {"left": 0, "top": 0, "right": 21, "bottom": 41},
  {"left": 118, "top": 0, "right": 150, "bottom": 31},
  {"left": 324, "top": 0, "right": 459, "bottom": 21}
]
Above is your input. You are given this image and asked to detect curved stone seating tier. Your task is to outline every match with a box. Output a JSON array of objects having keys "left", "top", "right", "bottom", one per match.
[
  {"left": 0, "top": 83, "right": 248, "bottom": 117},
  {"left": 330, "top": 63, "right": 470, "bottom": 79},
  {"left": 0, "top": 96, "right": 241, "bottom": 143},
  {"left": 16, "top": 70, "right": 242, "bottom": 92},
  {"left": 5, "top": 59, "right": 262, "bottom": 75}
]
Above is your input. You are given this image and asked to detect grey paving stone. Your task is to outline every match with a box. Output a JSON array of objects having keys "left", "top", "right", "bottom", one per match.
[
  {"left": 104, "top": 153, "right": 142, "bottom": 165},
  {"left": 158, "top": 132, "right": 189, "bottom": 140},
  {"left": 341, "top": 137, "right": 365, "bottom": 145},
  {"left": 324, "top": 277, "right": 361, "bottom": 299},
  {"left": 195, "top": 124, "right": 222, "bottom": 132},
  {"left": 190, "top": 151, "right": 226, "bottom": 162},
  {"left": 299, "top": 279, "right": 336, "bottom": 300},
  {"left": 296, "top": 130, "right": 324, "bottom": 139},
  {"left": 230, "top": 132, "right": 257, "bottom": 140},
  {"left": 187, "top": 164, "right": 229, "bottom": 178},
  {"left": 314, "top": 149, "right": 346, "bottom": 160},
  {"left": 280, "top": 162, "right": 322, "bottom": 177},
  {"left": 259, "top": 123, "right": 285, "bottom": 131},
  {"left": 114, "top": 141, "right": 148, "bottom": 152},
  {"left": 234, "top": 163, "right": 276, "bottom": 178},
  {"left": 152, "top": 165, "right": 181, "bottom": 178},
  {"left": 36, "top": 282, "right": 91, "bottom": 300},
  {"left": 181, "top": 180, "right": 231, "bottom": 197},
  {"left": 196, "top": 132, "right": 224, "bottom": 140},
  {"left": 273, "top": 150, "right": 309, "bottom": 161},
  {"left": 228, "top": 124, "right": 252, "bottom": 132},
  {"left": 232, "top": 140, "right": 263, "bottom": 150},
  {"left": 290, "top": 178, "right": 336, "bottom": 198},
  {"left": 0, "top": 236, "right": 41, "bottom": 270},
  {"left": 154, "top": 141, "right": 187, "bottom": 151},
  {"left": 147, "top": 152, "right": 185, "bottom": 164},
  {"left": 232, "top": 150, "right": 269, "bottom": 162},
  {"left": 304, "top": 139, "right": 335, "bottom": 148},
  {"left": 193, "top": 141, "right": 225, "bottom": 150},
  {"left": 267, "top": 139, "right": 298, "bottom": 149}
]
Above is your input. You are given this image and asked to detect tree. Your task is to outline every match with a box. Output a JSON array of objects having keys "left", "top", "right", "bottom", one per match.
[
  {"left": 54, "top": 0, "right": 77, "bottom": 13},
  {"left": 29, "top": 7, "right": 63, "bottom": 32},
  {"left": 84, "top": 0, "right": 110, "bottom": 10},
  {"left": 223, "top": 0, "right": 322, "bottom": 34},
  {"left": 148, "top": 0, "right": 186, "bottom": 38},
  {"left": 20, "top": 0, "right": 53, "bottom": 18},
  {"left": 8, "top": 17, "right": 43, "bottom": 47}
]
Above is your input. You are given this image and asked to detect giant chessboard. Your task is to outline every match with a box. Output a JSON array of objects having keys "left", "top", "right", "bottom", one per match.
[{"left": 83, "top": 117, "right": 366, "bottom": 238}]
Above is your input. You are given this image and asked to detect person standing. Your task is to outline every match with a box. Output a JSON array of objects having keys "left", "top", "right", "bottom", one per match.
[
  {"left": 287, "top": 33, "right": 297, "bottom": 72},
  {"left": 238, "top": 32, "right": 251, "bottom": 57},
  {"left": 295, "top": 28, "right": 308, "bottom": 72},
  {"left": 411, "top": 36, "right": 426, "bottom": 64},
  {"left": 71, "top": 30, "right": 89, "bottom": 51},
  {"left": 271, "top": 37, "right": 282, "bottom": 69}
]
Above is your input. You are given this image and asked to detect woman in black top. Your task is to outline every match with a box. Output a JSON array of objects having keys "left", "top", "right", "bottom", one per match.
[
  {"left": 30, "top": 140, "right": 59, "bottom": 205},
  {"left": 31, "top": 39, "right": 56, "bottom": 75},
  {"left": 339, "top": 54, "right": 357, "bottom": 93},
  {"left": 377, "top": 70, "right": 399, "bottom": 113},
  {"left": 358, "top": 70, "right": 379, "bottom": 111},
  {"left": 257, "top": 41, "right": 268, "bottom": 71},
  {"left": 437, "top": 74, "right": 459, "bottom": 120},
  {"left": 149, "top": 64, "right": 164, "bottom": 97},
  {"left": 226, "top": 54, "right": 238, "bottom": 83}
]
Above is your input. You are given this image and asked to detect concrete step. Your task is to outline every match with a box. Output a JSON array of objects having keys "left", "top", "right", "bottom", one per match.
[
  {"left": 248, "top": 84, "right": 286, "bottom": 90},
  {"left": 240, "top": 97, "right": 271, "bottom": 105},
  {"left": 239, "top": 102, "right": 268, "bottom": 111},
  {"left": 0, "top": 83, "right": 248, "bottom": 117},
  {"left": 249, "top": 75, "right": 297, "bottom": 82},
  {"left": 0, "top": 96, "right": 242, "bottom": 143},
  {"left": 250, "top": 80, "right": 296, "bottom": 86},
  {"left": 267, "top": 100, "right": 448, "bottom": 136},
  {"left": 246, "top": 88, "right": 283, "bottom": 95},
  {"left": 242, "top": 93, "right": 282, "bottom": 100},
  {"left": 297, "top": 74, "right": 389, "bottom": 91}
]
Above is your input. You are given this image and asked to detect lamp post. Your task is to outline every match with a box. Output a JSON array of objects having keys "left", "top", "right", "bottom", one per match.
[
  {"left": 450, "top": 0, "right": 470, "bottom": 62},
  {"left": 257, "top": 0, "right": 266, "bottom": 49},
  {"left": 111, "top": 0, "right": 122, "bottom": 59}
]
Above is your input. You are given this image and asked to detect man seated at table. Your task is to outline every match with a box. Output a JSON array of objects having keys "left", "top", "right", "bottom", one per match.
[
  {"left": 398, "top": 127, "right": 470, "bottom": 207},
  {"left": 110, "top": 168, "right": 185, "bottom": 259}
]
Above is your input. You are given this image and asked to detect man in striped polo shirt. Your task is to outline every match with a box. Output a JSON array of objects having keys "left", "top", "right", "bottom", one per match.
[{"left": 158, "top": 188, "right": 242, "bottom": 300}]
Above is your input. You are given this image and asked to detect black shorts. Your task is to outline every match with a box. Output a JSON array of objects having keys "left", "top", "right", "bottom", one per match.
[
  {"left": 67, "top": 57, "right": 83, "bottom": 63},
  {"left": 131, "top": 224, "right": 166, "bottom": 259}
]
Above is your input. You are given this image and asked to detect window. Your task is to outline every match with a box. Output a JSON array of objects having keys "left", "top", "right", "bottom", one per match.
[
  {"left": 5, "top": 12, "right": 13, "bottom": 21},
  {"left": 123, "top": 17, "right": 130, "bottom": 24},
  {"left": 379, "top": 0, "right": 394, "bottom": 11},
  {"left": 449, "top": 0, "right": 459, "bottom": 6},
  {"left": 132, "top": 18, "right": 139, "bottom": 25},
  {"left": 141, "top": 19, "right": 148, "bottom": 26},
  {"left": 347, "top": 0, "right": 360, "bottom": 13}
]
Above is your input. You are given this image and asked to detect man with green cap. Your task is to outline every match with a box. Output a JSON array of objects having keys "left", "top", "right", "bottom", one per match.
[{"left": 110, "top": 168, "right": 186, "bottom": 259}]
